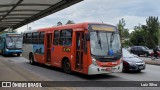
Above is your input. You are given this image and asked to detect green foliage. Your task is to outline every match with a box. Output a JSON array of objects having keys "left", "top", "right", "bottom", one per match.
[
  {"left": 129, "top": 16, "right": 160, "bottom": 48},
  {"left": 146, "top": 16, "right": 159, "bottom": 48},
  {"left": 123, "top": 29, "right": 130, "bottom": 38},
  {"left": 130, "top": 25, "right": 146, "bottom": 46},
  {"left": 66, "top": 20, "right": 75, "bottom": 24},
  {"left": 117, "top": 18, "right": 126, "bottom": 39},
  {"left": 117, "top": 18, "right": 130, "bottom": 47}
]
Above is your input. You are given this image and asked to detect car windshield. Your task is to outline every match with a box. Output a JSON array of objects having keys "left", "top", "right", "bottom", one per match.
[
  {"left": 142, "top": 47, "right": 147, "bottom": 50},
  {"left": 123, "top": 49, "right": 134, "bottom": 58},
  {"left": 144, "top": 46, "right": 149, "bottom": 50},
  {"left": 6, "top": 35, "right": 23, "bottom": 49},
  {"left": 90, "top": 31, "right": 121, "bottom": 57}
]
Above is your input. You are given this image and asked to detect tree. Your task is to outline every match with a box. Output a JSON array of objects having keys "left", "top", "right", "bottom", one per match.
[
  {"left": 129, "top": 16, "right": 160, "bottom": 48},
  {"left": 57, "top": 21, "right": 62, "bottom": 26},
  {"left": 146, "top": 16, "right": 160, "bottom": 48},
  {"left": 123, "top": 29, "right": 130, "bottom": 38},
  {"left": 130, "top": 25, "right": 146, "bottom": 46},
  {"left": 66, "top": 20, "right": 75, "bottom": 25},
  {"left": 117, "top": 18, "right": 126, "bottom": 39},
  {"left": 117, "top": 18, "right": 131, "bottom": 47}
]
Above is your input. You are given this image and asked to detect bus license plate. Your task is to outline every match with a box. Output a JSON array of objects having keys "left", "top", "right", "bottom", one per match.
[{"left": 105, "top": 67, "right": 112, "bottom": 71}]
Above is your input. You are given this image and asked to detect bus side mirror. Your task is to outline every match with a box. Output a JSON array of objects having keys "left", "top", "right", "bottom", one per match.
[{"left": 86, "top": 33, "right": 90, "bottom": 41}]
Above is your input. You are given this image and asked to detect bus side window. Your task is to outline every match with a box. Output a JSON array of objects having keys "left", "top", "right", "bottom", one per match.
[
  {"left": 53, "top": 30, "right": 59, "bottom": 45},
  {"left": 23, "top": 33, "right": 25, "bottom": 43},
  {"left": 32, "top": 33, "right": 35, "bottom": 44},
  {"left": 26, "top": 33, "right": 29, "bottom": 44},
  {"left": 32, "top": 32, "right": 38, "bottom": 44},
  {"left": 59, "top": 29, "right": 72, "bottom": 46},
  {"left": 39, "top": 32, "right": 45, "bottom": 44},
  {"left": 27, "top": 33, "right": 32, "bottom": 44}
]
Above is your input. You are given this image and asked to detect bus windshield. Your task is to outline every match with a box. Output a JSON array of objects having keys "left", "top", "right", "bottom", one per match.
[
  {"left": 6, "top": 35, "right": 23, "bottom": 49},
  {"left": 90, "top": 31, "right": 121, "bottom": 57}
]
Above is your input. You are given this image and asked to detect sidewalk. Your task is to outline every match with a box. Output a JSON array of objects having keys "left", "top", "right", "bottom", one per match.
[
  {"left": 0, "top": 59, "right": 50, "bottom": 81},
  {"left": 0, "top": 59, "right": 74, "bottom": 90},
  {"left": 140, "top": 57, "right": 160, "bottom": 66}
]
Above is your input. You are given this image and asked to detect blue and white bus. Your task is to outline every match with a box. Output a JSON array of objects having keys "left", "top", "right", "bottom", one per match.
[{"left": 0, "top": 33, "right": 23, "bottom": 56}]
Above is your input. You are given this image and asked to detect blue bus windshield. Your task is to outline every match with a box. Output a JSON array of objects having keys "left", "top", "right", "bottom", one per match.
[{"left": 6, "top": 36, "right": 23, "bottom": 49}]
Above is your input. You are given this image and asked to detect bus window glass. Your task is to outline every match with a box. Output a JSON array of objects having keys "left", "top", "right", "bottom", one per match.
[
  {"left": 0, "top": 36, "right": 1, "bottom": 42},
  {"left": 39, "top": 32, "right": 44, "bottom": 44},
  {"left": 26, "top": 33, "right": 31, "bottom": 44},
  {"left": 6, "top": 34, "right": 23, "bottom": 49},
  {"left": 53, "top": 30, "right": 59, "bottom": 45},
  {"left": 23, "top": 34, "right": 26, "bottom": 43},
  {"left": 59, "top": 29, "right": 72, "bottom": 46},
  {"left": 90, "top": 31, "right": 121, "bottom": 56},
  {"left": 32, "top": 32, "right": 38, "bottom": 44}
]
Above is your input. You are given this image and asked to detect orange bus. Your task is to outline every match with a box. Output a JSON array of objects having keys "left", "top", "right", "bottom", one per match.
[{"left": 22, "top": 22, "right": 122, "bottom": 75}]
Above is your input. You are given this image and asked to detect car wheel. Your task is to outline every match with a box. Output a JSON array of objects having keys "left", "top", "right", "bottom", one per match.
[
  {"left": 145, "top": 54, "right": 148, "bottom": 57},
  {"left": 122, "top": 67, "right": 126, "bottom": 73},
  {"left": 62, "top": 59, "right": 72, "bottom": 74},
  {"left": 137, "top": 70, "right": 141, "bottom": 72}
]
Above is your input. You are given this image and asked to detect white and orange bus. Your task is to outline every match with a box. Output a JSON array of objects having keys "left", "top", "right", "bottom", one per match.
[{"left": 22, "top": 22, "right": 122, "bottom": 75}]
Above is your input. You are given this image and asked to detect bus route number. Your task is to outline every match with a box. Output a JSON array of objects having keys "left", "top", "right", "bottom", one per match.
[{"left": 63, "top": 47, "right": 71, "bottom": 52}]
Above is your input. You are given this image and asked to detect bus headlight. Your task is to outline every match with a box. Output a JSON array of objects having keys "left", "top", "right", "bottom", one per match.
[{"left": 92, "top": 57, "right": 97, "bottom": 66}]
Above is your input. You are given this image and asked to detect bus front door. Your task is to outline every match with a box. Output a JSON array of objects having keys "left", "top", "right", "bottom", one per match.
[
  {"left": 75, "top": 32, "right": 84, "bottom": 71},
  {"left": 45, "top": 33, "right": 52, "bottom": 65}
]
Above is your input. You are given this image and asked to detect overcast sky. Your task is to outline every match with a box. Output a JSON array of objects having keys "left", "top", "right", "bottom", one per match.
[{"left": 17, "top": 0, "right": 160, "bottom": 33}]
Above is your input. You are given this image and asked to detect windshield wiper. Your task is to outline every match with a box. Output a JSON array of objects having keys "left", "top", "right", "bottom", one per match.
[
  {"left": 110, "top": 32, "right": 115, "bottom": 45},
  {"left": 9, "top": 37, "right": 16, "bottom": 48},
  {"left": 96, "top": 31, "right": 102, "bottom": 49}
]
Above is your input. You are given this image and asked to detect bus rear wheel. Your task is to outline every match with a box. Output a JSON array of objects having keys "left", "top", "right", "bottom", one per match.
[
  {"left": 29, "top": 54, "right": 35, "bottom": 65},
  {"left": 62, "top": 59, "right": 71, "bottom": 74}
]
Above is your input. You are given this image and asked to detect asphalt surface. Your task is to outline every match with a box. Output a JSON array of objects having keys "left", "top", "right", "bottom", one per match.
[{"left": 0, "top": 55, "right": 160, "bottom": 90}]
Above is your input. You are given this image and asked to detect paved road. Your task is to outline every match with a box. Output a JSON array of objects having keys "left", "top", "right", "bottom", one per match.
[{"left": 0, "top": 55, "right": 160, "bottom": 90}]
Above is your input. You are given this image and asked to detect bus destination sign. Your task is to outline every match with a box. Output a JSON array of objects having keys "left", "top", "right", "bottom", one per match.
[
  {"left": 7, "top": 34, "right": 21, "bottom": 37},
  {"left": 91, "top": 25, "right": 115, "bottom": 32}
]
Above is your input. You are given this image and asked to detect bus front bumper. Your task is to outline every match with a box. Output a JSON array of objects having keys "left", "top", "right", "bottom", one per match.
[
  {"left": 5, "top": 50, "right": 22, "bottom": 54},
  {"left": 88, "top": 63, "right": 122, "bottom": 75}
]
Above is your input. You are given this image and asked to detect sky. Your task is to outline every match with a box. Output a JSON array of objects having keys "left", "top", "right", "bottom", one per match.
[{"left": 16, "top": 0, "right": 160, "bottom": 33}]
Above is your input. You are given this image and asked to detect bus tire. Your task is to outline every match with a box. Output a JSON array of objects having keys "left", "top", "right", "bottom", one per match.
[
  {"left": 2, "top": 50, "right": 5, "bottom": 56},
  {"left": 62, "top": 59, "right": 72, "bottom": 74},
  {"left": 17, "top": 54, "right": 20, "bottom": 57},
  {"left": 29, "top": 53, "right": 35, "bottom": 65}
]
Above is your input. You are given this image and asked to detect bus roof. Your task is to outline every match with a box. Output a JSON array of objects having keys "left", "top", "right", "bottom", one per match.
[
  {"left": 24, "top": 22, "right": 116, "bottom": 33},
  {"left": 0, "top": 33, "right": 20, "bottom": 35}
]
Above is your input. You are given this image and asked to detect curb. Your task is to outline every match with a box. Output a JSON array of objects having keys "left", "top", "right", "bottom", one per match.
[{"left": 144, "top": 61, "right": 160, "bottom": 66}]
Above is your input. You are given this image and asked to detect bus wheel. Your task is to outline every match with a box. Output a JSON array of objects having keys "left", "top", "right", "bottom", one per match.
[
  {"left": 17, "top": 54, "right": 20, "bottom": 57},
  {"left": 62, "top": 59, "right": 71, "bottom": 74},
  {"left": 2, "top": 50, "right": 5, "bottom": 56},
  {"left": 29, "top": 54, "right": 35, "bottom": 65}
]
